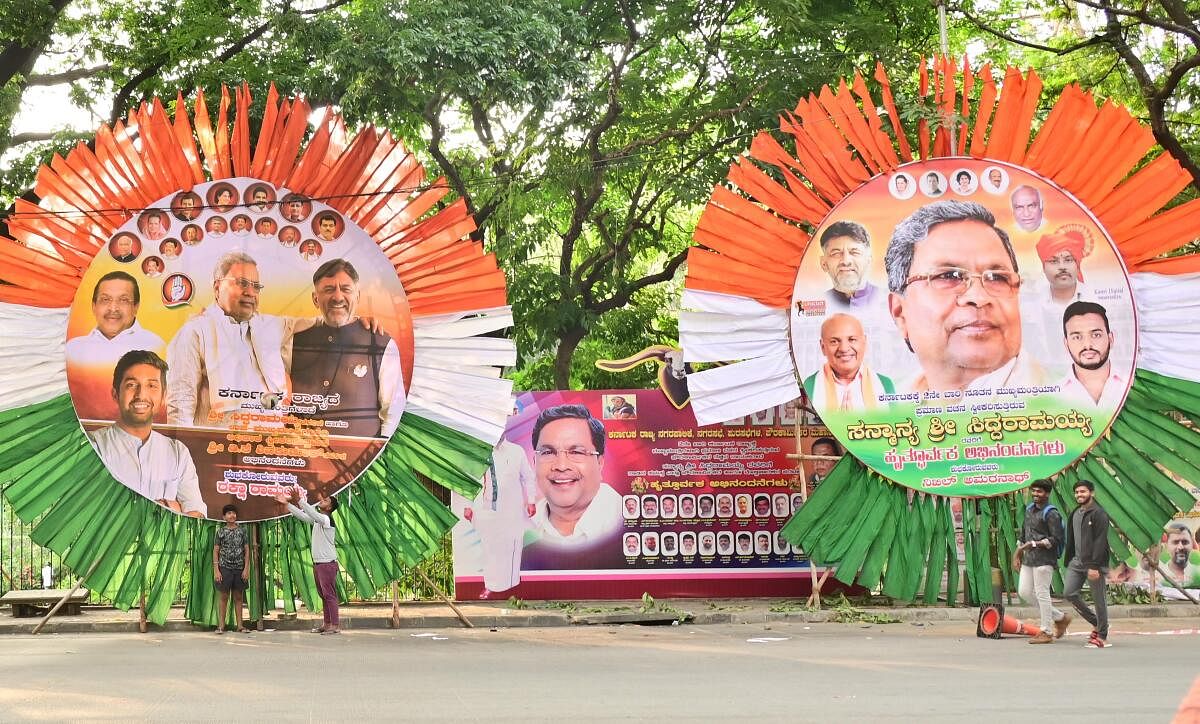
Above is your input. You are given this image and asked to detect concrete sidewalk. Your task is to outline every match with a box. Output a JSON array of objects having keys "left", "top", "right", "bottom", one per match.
[{"left": 2, "top": 596, "right": 1199, "bottom": 634}]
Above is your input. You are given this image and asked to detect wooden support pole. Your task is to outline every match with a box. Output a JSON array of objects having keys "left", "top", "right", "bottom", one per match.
[
  {"left": 413, "top": 567, "right": 473, "bottom": 628},
  {"left": 390, "top": 581, "right": 401, "bottom": 629},
  {"left": 138, "top": 591, "right": 147, "bottom": 633},
  {"left": 32, "top": 558, "right": 101, "bottom": 635}
]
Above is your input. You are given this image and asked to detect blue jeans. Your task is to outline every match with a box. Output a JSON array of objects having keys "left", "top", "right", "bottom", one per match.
[{"left": 1063, "top": 565, "right": 1108, "bottom": 639}]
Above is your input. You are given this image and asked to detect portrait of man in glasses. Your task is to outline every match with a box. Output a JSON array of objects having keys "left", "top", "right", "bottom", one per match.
[
  {"left": 521, "top": 404, "right": 623, "bottom": 566},
  {"left": 884, "top": 200, "right": 1048, "bottom": 394},
  {"left": 166, "top": 251, "right": 290, "bottom": 426}
]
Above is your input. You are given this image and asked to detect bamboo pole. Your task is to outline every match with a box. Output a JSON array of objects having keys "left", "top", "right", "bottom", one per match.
[
  {"left": 413, "top": 566, "right": 473, "bottom": 628},
  {"left": 390, "top": 581, "right": 401, "bottom": 628},
  {"left": 32, "top": 558, "right": 101, "bottom": 635}
]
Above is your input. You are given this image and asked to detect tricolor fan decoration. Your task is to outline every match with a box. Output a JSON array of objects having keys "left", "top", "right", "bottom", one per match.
[
  {"left": 0, "top": 84, "right": 513, "bottom": 625},
  {"left": 680, "top": 58, "right": 1200, "bottom": 603}
]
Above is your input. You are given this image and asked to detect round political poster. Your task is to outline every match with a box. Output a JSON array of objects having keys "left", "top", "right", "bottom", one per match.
[
  {"left": 789, "top": 159, "right": 1136, "bottom": 496},
  {"left": 65, "top": 178, "right": 415, "bottom": 521}
]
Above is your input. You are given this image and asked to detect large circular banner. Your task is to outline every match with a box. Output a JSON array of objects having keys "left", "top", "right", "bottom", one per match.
[
  {"left": 66, "top": 178, "right": 415, "bottom": 521},
  {"left": 789, "top": 159, "right": 1136, "bottom": 496}
]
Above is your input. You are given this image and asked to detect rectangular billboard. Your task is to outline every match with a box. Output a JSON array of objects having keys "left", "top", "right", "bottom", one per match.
[{"left": 451, "top": 390, "right": 855, "bottom": 600}]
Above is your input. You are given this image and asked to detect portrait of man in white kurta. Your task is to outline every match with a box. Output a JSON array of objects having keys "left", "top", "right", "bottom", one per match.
[{"left": 462, "top": 437, "right": 536, "bottom": 598}]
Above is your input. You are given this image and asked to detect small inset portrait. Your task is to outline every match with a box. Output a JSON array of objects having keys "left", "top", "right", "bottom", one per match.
[
  {"left": 750, "top": 408, "right": 774, "bottom": 426},
  {"left": 982, "top": 166, "right": 1009, "bottom": 194},
  {"left": 141, "top": 256, "right": 164, "bottom": 278},
  {"left": 641, "top": 495, "right": 659, "bottom": 519},
  {"left": 245, "top": 184, "right": 276, "bottom": 213},
  {"left": 772, "top": 493, "right": 791, "bottom": 518},
  {"left": 716, "top": 531, "right": 734, "bottom": 556},
  {"left": 778, "top": 398, "right": 799, "bottom": 426},
  {"left": 659, "top": 495, "right": 677, "bottom": 520},
  {"left": 158, "top": 239, "right": 182, "bottom": 260},
  {"left": 661, "top": 532, "right": 678, "bottom": 557},
  {"left": 790, "top": 492, "right": 804, "bottom": 513},
  {"left": 171, "top": 191, "right": 202, "bottom": 221},
  {"left": 623, "top": 532, "right": 641, "bottom": 556},
  {"left": 734, "top": 493, "right": 752, "bottom": 518},
  {"left": 722, "top": 416, "right": 746, "bottom": 426},
  {"left": 622, "top": 495, "right": 640, "bottom": 520},
  {"left": 920, "top": 170, "right": 946, "bottom": 197},
  {"left": 679, "top": 531, "right": 697, "bottom": 556},
  {"left": 280, "top": 194, "right": 311, "bottom": 223},
  {"left": 698, "top": 531, "right": 716, "bottom": 556},
  {"left": 180, "top": 224, "right": 203, "bottom": 246},
  {"left": 208, "top": 182, "right": 238, "bottom": 213},
  {"left": 138, "top": 209, "right": 170, "bottom": 240},
  {"left": 229, "top": 214, "right": 252, "bottom": 235},
  {"left": 300, "top": 239, "right": 323, "bottom": 262},
  {"left": 697, "top": 494, "right": 715, "bottom": 519},
  {"left": 678, "top": 494, "right": 696, "bottom": 519},
  {"left": 889, "top": 172, "right": 916, "bottom": 200},
  {"left": 641, "top": 532, "right": 660, "bottom": 558},
  {"left": 736, "top": 531, "right": 754, "bottom": 556},
  {"left": 951, "top": 168, "right": 977, "bottom": 195},
  {"left": 205, "top": 216, "right": 228, "bottom": 236},
  {"left": 715, "top": 493, "right": 734, "bottom": 518},
  {"left": 603, "top": 394, "right": 637, "bottom": 420},
  {"left": 773, "top": 530, "right": 792, "bottom": 556},
  {"left": 255, "top": 217, "right": 278, "bottom": 238},
  {"left": 162, "top": 273, "right": 194, "bottom": 306},
  {"left": 278, "top": 225, "right": 301, "bottom": 248},
  {"left": 312, "top": 211, "right": 343, "bottom": 242},
  {"left": 752, "top": 494, "right": 771, "bottom": 518},
  {"left": 109, "top": 232, "right": 141, "bottom": 263},
  {"left": 754, "top": 531, "right": 772, "bottom": 555}
]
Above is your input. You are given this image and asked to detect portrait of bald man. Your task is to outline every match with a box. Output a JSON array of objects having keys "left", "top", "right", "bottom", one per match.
[{"left": 802, "top": 313, "right": 893, "bottom": 411}]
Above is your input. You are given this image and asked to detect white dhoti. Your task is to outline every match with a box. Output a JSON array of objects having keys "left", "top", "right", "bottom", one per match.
[{"left": 469, "top": 439, "right": 536, "bottom": 593}]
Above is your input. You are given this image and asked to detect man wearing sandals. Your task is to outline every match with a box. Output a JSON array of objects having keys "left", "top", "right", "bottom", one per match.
[{"left": 213, "top": 504, "right": 251, "bottom": 634}]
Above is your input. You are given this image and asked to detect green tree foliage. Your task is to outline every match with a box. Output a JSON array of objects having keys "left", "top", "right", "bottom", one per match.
[
  {"left": 3, "top": 0, "right": 942, "bottom": 390},
  {"left": 955, "top": 1, "right": 1200, "bottom": 195}
]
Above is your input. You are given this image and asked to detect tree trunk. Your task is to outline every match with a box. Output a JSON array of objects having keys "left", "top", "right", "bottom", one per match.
[{"left": 552, "top": 326, "right": 587, "bottom": 390}]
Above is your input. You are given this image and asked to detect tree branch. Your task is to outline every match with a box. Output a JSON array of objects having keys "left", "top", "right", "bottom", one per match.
[
  {"left": 591, "top": 247, "right": 689, "bottom": 315},
  {"left": 954, "top": 5, "right": 1114, "bottom": 55},
  {"left": 27, "top": 65, "right": 111, "bottom": 85}
]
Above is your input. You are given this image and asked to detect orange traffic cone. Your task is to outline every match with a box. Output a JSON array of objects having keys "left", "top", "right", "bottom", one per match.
[{"left": 978, "top": 606, "right": 1039, "bottom": 637}]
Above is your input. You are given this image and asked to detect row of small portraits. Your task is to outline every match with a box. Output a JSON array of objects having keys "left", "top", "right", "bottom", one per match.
[
  {"left": 622, "top": 529, "right": 798, "bottom": 557},
  {"left": 622, "top": 492, "right": 801, "bottom": 520}
]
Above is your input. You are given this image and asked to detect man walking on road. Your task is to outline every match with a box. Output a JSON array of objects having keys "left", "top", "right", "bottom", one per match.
[
  {"left": 1014, "top": 479, "right": 1070, "bottom": 644},
  {"left": 1063, "top": 479, "right": 1112, "bottom": 648}
]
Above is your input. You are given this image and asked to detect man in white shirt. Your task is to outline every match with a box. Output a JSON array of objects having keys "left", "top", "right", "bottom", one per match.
[
  {"left": 89, "top": 350, "right": 206, "bottom": 516},
  {"left": 886, "top": 201, "right": 1048, "bottom": 393},
  {"left": 525, "top": 405, "right": 622, "bottom": 553},
  {"left": 167, "top": 252, "right": 288, "bottom": 427},
  {"left": 1057, "top": 301, "right": 1126, "bottom": 409},
  {"left": 67, "top": 272, "right": 166, "bottom": 370},
  {"left": 463, "top": 437, "right": 536, "bottom": 598},
  {"left": 1010, "top": 185, "right": 1045, "bottom": 232}
]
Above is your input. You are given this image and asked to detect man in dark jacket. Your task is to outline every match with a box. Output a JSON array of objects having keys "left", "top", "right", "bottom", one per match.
[
  {"left": 1062, "top": 479, "right": 1112, "bottom": 648},
  {"left": 1013, "top": 479, "right": 1070, "bottom": 644}
]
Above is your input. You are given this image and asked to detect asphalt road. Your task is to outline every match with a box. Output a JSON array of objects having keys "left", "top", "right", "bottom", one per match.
[{"left": 1, "top": 619, "right": 1196, "bottom": 722}]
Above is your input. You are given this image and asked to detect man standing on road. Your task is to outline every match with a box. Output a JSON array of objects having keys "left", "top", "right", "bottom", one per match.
[
  {"left": 1063, "top": 479, "right": 1112, "bottom": 648},
  {"left": 1014, "top": 479, "right": 1070, "bottom": 644}
]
